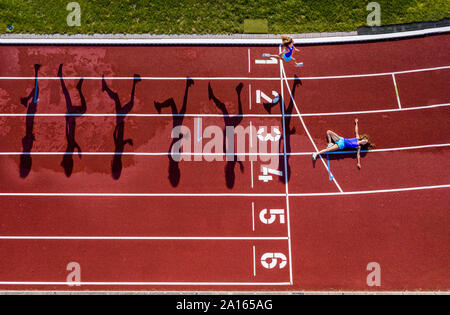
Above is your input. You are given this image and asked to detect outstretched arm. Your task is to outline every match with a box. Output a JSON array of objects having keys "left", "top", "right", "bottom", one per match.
[
  {"left": 355, "top": 118, "right": 360, "bottom": 138},
  {"left": 357, "top": 147, "right": 361, "bottom": 169}
]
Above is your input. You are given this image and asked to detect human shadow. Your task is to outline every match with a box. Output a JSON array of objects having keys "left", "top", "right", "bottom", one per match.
[
  {"left": 208, "top": 82, "right": 244, "bottom": 189},
  {"left": 262, "top": 75, "right": 302, "bottom": 184},
  {"left": 58, "top": 64, "right": 87, "bottom": 177},
  {"left": 316, "top": 147, "right": 369, "bottom": 170},
  {"left": 154, "top": 78, "right": 194, "bottom": 187},
  {"left": 102, "top": 74, "right": 141, "bottom": 180},
  {"left": 19, "top": 64, "right": 41, "bottom": 178}
]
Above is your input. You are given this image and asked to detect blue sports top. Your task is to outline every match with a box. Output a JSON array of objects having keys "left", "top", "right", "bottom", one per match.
[
  {"left": 344, "top": 137, "right": 360, "bottom": 148},
  {"left": 284, "top": 45, "right": 294, "bottom": 58}
]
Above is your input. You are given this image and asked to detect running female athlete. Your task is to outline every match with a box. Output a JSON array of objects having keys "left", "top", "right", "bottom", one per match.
[
  {"left": 312, "top": 119, "right": 373, "bottom": 169},
  {"left": 264, "top": 35, "right": 303, "bottom": 67}
]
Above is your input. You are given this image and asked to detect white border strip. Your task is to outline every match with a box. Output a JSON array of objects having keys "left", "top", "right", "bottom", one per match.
[
  {"left": 0, "top": 290, "right": 445, "bottom": 294},
  {"left": 0, "top": 26, "right": 449, "bottom": 45}
]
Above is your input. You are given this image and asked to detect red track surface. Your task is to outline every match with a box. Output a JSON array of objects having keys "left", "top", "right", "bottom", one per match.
[{"left": 0, "top": 34, "right": 449, "bottom": 291}]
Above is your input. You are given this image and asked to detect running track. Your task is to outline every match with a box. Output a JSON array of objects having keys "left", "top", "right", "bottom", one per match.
[{"left": 0, "top": 34, "right": 449, "bottom": 291}]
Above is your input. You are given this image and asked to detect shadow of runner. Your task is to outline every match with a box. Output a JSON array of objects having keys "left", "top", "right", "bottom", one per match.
[
  {"left": 263, "top": 75, "right": 302, "bottom": 184},
  {"left": 208, "top": 82, "right": 244, "bottom": 189},
  {"left": 102, "top": 74, "right": 141, "bottom": 180},
  {"left": 58, "top": 64, "right": 87, "bottom": 177},
  {"left": 154, "top": 78, "right": 194, "bottom": 187},
  {"left": 19, "top": 64, "right": 41, "bottom": 178}
]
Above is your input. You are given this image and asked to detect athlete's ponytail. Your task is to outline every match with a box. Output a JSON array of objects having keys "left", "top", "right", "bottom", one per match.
[
  {"left": 359, "top": 134, "right": 375, "bottom": 149},
  {"left": 281, "top": 35, "right": 293, "bottom": 47}
]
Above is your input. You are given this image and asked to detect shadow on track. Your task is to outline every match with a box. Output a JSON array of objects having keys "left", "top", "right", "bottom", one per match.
[
  {"left": 312, "top": 135, "right": 369, "bottom": 169},
  {"left": 208, "top": 81, "right": 244, "bottom": 189},
  {"left": 154, "top": 78, "right": 194, "bottom": 187},
  {"left": 102, "top": 74, "right": 141, "bottom": 180},
  {"left": 262, "top": 75, "right": 302, "bottom": 184},
  {"left": 19, "top": 64, "right": 41, "bottom": 178},
  {"left": 313, "top": 149, "right": 369, "bottom": 169},
  {"left": 58, "top": 64, "right": 87, "bottom": 177}
]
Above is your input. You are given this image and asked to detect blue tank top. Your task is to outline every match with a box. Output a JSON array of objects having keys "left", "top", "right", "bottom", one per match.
[
  {"left": 344, "top": 138, "right": 359, "bottom": 148},
  {"left": 284, "top": 45, "right": 294, "bottom": 58}
]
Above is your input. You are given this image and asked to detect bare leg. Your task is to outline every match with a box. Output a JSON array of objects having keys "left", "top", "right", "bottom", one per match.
[
  {"left": 292, "top": 57, "right": 303, "bottom": 66},
  {"left": 318, "top": 144, "right": 339, "bottom": 155},
  {"left": 326, "top": 130, "right": 342, "bottom": 143},
  {"left": 313, "top": 143, "right": 340, "bottom": 161}
]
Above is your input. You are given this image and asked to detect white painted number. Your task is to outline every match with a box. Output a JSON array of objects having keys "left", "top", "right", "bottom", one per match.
[
  {"left": 259, "top": 209, "right": 285, "bottom": 225},
  {"left": 258, "top": 167, "right": 283, "bottom": 182},
  {"left": 256, "top": 90, "right": 279, "bottom": 104},
  {"left": 261, "top": 253, "right": 287, "bottom": 269}
]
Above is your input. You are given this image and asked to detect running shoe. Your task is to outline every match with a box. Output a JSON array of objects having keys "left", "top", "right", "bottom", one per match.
[
  {"left": 312, "top": 153, "right": 317, "bottom": 161},
  {"left": 296, "top": 62, "right": 304, "bottom": 67},
  {"left": 262, "top": 53, "right": 271, "bottom": 57}
]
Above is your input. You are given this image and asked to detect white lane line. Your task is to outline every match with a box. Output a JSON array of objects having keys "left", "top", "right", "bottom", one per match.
[
  {"left": 253, "top": 245, "right": 256, "bottom": 276},
  {"left": 249, "top": 84, "right": 252, "bottom": 110},
  {"left": 0, "top": 281, "right": 291, "bottom": 286},
  {"left": 392, "top": 74, "right": 402, "bottom": 109},
  {"left": 0, "top": 184, "right": 448, "bottom": 197},
  {"left": 250, "top": 160, "right": 254, "bottom": 188},
  {"left": 281, "top": 63, "right": 343, "bottom": 193},
  {"left": 1, "top": 103, "right": 449, "bottom": 117},
  {"left": 1, "top": 143, "right": 449, "bottom": 156},
  {"left": 0, "top": 65, "right": 448, "bottom": 81},
  {"left": 364, "top": 143, "right": 450, "bottom": 152},
  {"left": 248, "top": 49, "right": 251, "bottom": 73},
  {"left": 290, "top": 65, "right": 450, "bottom": 80},
  {"left": 0, "top": 236, "right": 288, "bottom": 240},
  {"left": 300, "top": 103, "right": 450, "bottom": 116},
  {"left": 1, "top": 76, "right": 284, "bottom": 81},
  {"left": 290, "top": 184, "right": 450, "bottom": 196},
  {"left": 252, "top": 202, "right": 255, "bottom": 231},
  {"left": 279, "top": 50, "right": 294, "bottom": 285},
  {"left": 0, "top": 192, "right": 287, "bottom": 197}
]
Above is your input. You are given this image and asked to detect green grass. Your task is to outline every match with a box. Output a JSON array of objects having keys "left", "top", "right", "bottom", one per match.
[{"left": 0, "top": 0, "right": 448, "bottom": 34}]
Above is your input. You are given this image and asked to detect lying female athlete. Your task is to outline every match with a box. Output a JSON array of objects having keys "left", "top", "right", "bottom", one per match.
[{"left": 312, "top": 119, "right": 374, "bottom": 169}]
